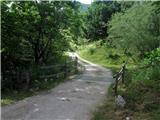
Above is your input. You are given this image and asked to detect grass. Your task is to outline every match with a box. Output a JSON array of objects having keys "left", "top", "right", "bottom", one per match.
[
  {"left": 78, "top": 42, "right": 137, "bottom": 70},
  {"left": 91, "top": 81, "right": 160, "bottom": 120},
  {"left": 1, "top": 78, "right": 66, "bottom": 106},
  {"left": 1, "top": 54, "right": 79, "bottom": 106},
  {"left": 1, "top": 68, "right": 82, "bottom": 106},
  {"left": 1, "top": 91, "right": 35, "bottom": 106},
  {"left": 78, "top": 42, "right": 160, "bottom": 120},
  {"left": 91, "top": 88, "right": 153, "bottom": 120}
]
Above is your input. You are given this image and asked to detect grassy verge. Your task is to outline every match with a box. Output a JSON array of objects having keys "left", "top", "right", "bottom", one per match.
[
  {"left": 1, "top": 77, "right": 67, "bottom": 106},
  {"left": 78, "top": 42, "right": 137, "bottom": 70},
  {"left": 91, "top": 81, "right": 160, "bottom": 120},
  {"left": 91, "top": 75, "right": 160, "bottom": 120},
  {"left": 1, "top": 54, "right": 79, "bottom": 106},
  {"left": 91, "top": 93, "right": 156, "bottom": 120},
  {"left": 78, "top": 42, "right": 160, "bottom": 120}
]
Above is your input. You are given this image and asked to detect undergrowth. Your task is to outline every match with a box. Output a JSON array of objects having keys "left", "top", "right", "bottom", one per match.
[
  {"left": 1, "top": 54, "right": 77, "bottom": 106},
  {"left": 78, "top": 42, "right": 160, "bottom": 120},
  {"left": 1, "top": 77, "right": 67, "bottom": 106},
  {"left": 78, "top": 41, "right": 137, "bottom": 69}
]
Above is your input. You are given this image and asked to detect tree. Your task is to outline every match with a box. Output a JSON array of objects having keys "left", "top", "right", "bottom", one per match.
[
  {"left": 83, "top": 1, "right": 121, "bottom": 40},
  {"left": 108, "top": 2, "right": 160, "bottom": 57},
  {"left": 1, "top": 1, "right": 82, "bottom": 65},
  {"left": 1, "top": 0, "right": 82, "bottom": 90}
]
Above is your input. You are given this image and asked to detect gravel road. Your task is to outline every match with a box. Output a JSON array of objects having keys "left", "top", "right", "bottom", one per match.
[{"left": 1, "top": 53, "right": 113, "bottom": 120}]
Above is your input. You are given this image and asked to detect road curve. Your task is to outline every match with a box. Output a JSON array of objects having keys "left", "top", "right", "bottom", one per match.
[{"left": 2, "top": 53, "right": 113, "bottom": 120}]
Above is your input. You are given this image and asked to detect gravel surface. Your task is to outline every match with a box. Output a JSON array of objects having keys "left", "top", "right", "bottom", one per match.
[{"left": 2, "top": 53, "right": 113, "bottom": 120}]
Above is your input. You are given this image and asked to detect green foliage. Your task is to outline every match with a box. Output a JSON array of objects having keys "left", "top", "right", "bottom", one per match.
[
  {"left": 153, "top": 108, "right": 160, "bottom": 120},
  {"left": 134, "top": 66, "right": 160, "bottom": 82},
  {"left": 144, "top": 48, "right": 160, "bottom": 67},
  {"left": 1, "top": 1, "right": 82, "bottom": 65},
  {"left": 107, "top": 50, "right": 120, "bottom": 60},
  {"left": 79, "top": 1, "right": 160, "bottom": 119},
  {"left": 91, "top": 68, "right": 160, "bottom": 120},
  {"left": 134, "top": 48, "right": 160, "bottom": 81},
  {"left": 1, "top": 1, "right": 83, "bottom": 92},
  {"left": 83, "top": 1, "right": 121, "bottom": 40},
  {"left": 1, "top": 77, "right": 62, "bottom": 106},
  {"left": 1, "top": 90, "right": 35, "bottom": 106},
  {"left": 79, "top": 41, "right": 159, "bottom": 119},
  {"left": 78, "top": 42, "right": 136, "bottom": 69},
  {"left": 118, "top": 1, "right": 135, "bottom": 11},
  {"left": 88, "top": 47, "right": 95, "bottom": 55},
  {"left": 108, "top": 2, "right": 160, "bottom": 56}
]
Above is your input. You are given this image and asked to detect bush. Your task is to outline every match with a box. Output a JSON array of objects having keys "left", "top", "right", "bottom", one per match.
[
  {"left": 123, "top": 80, "right": 160, "bottom": 111},
  {"left": 107, "top": 52, "right": 120, "bottom": 60},
  {"left": 108, "top": 3, "right": 160, "bottom": 56},
  {"left": 144, "top": 48, "right": 160, "bottom": 66},
  {"left": 89, "top": 47, "right": 96, "bottom": 55}
]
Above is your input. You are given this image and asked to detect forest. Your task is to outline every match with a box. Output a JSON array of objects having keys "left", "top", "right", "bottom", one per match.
[
  {"left": 2, "top": 1, "right": 82, "bottom": 90},
  {"left": 1, "top": 0, "right": 160, "bottom": 119}
]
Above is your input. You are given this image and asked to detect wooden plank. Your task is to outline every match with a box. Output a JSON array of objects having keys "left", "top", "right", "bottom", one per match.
[
  {"left": 39, "top": 72, "right": 65, "bottom": 78},
  {"left": 118, "top": 75, "right": 122, "bottom": 81},
  {"left": 40, "top": 64, "right": 63, "bottom": 69}
]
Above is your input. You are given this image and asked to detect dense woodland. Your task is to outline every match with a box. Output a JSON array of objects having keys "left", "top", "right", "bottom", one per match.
[
  {"left": 2, "top": 1, "right": 83, "bottom": 90},
  {"left": 1, "top": 0, "right": 160, "bottom": 119}
]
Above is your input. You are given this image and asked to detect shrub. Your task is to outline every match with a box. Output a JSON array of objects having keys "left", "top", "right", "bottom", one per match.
[
  {"left": 89, "top": 47, "right": 96, "bottom": 55},
  {"left": 108, "top": 3, "right": 160, "bottom": 56}
]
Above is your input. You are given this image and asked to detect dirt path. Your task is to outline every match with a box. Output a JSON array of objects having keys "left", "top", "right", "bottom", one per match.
[{"left": 1, "top": 54, "right": 113, "bottom": 120}]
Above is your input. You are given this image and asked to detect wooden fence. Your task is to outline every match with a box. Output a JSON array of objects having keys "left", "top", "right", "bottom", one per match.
[
  {"left": 113, "top": 61, "right": 127, "bottom": 96},
  {"left": 38, "top": 57, "right": 84, "bottom": 79},
  {"left": 1, "top": 57, "right": 85, "bottom": 90}
]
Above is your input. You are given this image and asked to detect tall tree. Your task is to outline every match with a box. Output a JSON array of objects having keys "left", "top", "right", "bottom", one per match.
[
  {"left": 83, "top": 1, "right": 121, "bottom": 40},
  {"left": 1, "top": 1, "right": 82, "bottom": 65},
  {"left": 108, "top": 2, "right": 160, "bottom": 57},
  {"left": 1, "top": 0, "right": 83, "bottom": 90}
]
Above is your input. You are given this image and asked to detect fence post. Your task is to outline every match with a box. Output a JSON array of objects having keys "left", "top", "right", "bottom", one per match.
[
  {"left": 24, "top": 70, "right": 30, "bottom": 90},
  {"left": 122, "top": 62, "right": 126, "bottom": 84},
  {"left": 64, "top": 60, "right": 67, "bottom": 78},
  {"left": 75, "top": 56, "right": 78, "bottom": 73},
  {"left": 114, "top": 77, "right": 118, "bottom": 96}
]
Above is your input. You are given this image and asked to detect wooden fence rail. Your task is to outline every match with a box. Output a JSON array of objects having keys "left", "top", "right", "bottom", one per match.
[
  {"left": 113, "top": 61, "right": 127, "bottom": 96},
  {"left": 2, "top": 56, "right": 84, "bottom": 90},
  {"left": 39, "top": 57, "right": 82, "bottom": 79}
]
